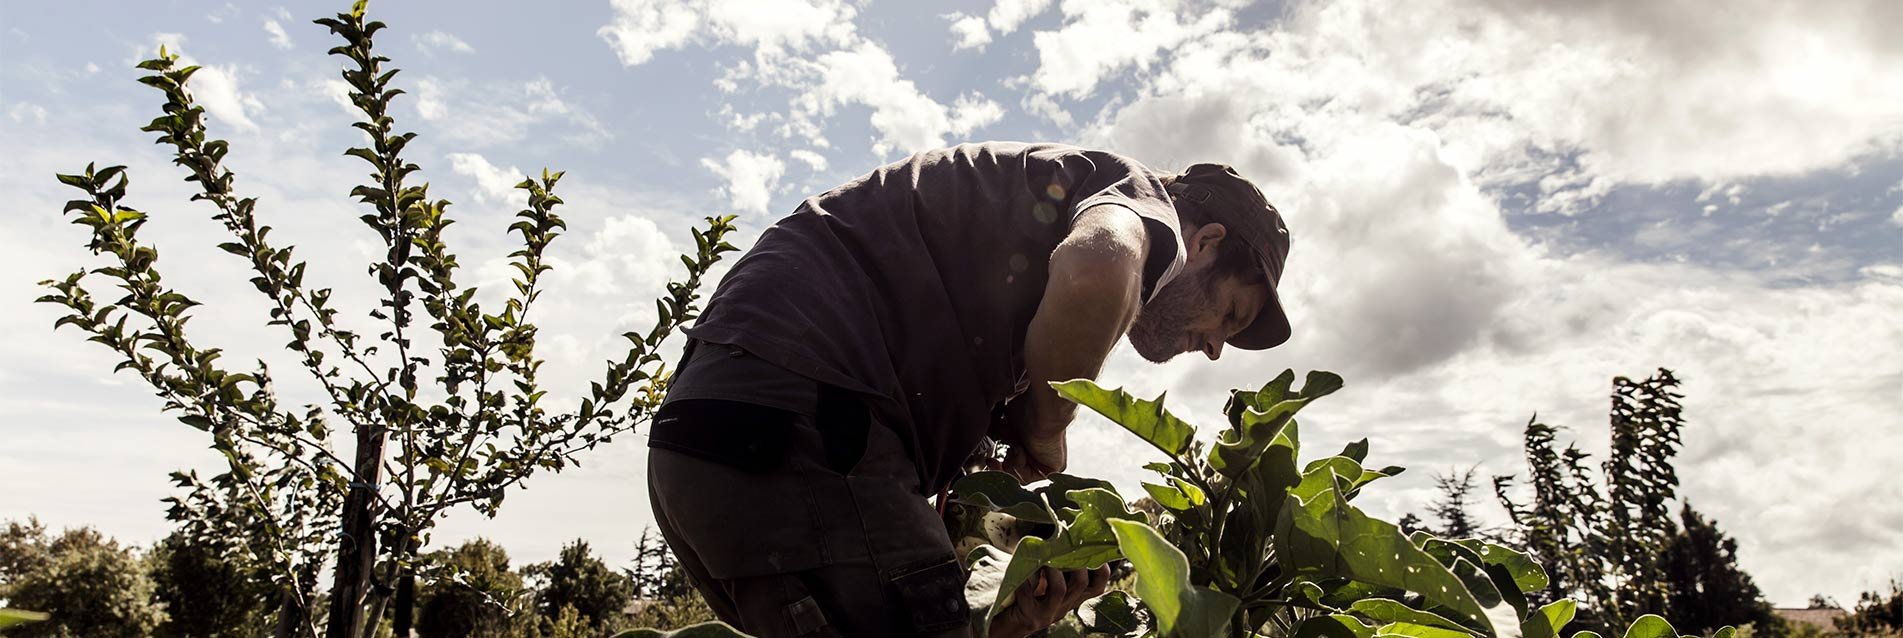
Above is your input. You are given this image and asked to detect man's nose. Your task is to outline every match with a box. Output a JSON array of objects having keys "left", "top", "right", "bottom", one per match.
[{"left": 1202, "top": 338, "right": 1223, "bottom": 361}]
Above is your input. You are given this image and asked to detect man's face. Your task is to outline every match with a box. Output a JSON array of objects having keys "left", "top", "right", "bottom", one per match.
[{"left": 1126, "top": 266, "right": 1268, "bottom": 363}]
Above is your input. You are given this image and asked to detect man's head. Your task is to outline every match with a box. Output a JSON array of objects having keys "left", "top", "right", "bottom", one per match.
[{"left": 1127, "top": 164, "right": 1291, "bottom": 363}]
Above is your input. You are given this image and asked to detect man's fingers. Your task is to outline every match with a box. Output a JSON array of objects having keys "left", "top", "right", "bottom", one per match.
[
  {"left": 1043, "top": 566, "right": 1069, "bottom": 603},
  {"left": 1085, "top": 565, "right": 1111, "bottom": 597}
]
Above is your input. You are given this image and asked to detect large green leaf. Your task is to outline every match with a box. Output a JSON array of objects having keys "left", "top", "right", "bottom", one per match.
[
  {"left": 1621, "top": 615, "right": 1681, "bottom": 638},
  {"left": 1109, "top": 518, "right": 1239, "bottom": 637},
  {"left": 1295, "top": 614, "right": 1378, "bottom": 638},
  {"left": 965, "top": 545, "right": 1012, "bottom": 638},
  {"left": 0, "top": 609, "right": 50, "bottom": 629},
  {"left": 1519, "top": 600, "right": 1577, "bottom": 638},
  {"left": 1209, "top": 370, "right": 1342, "bottom": 477},
  {"left": 1453, "top": 539, "right": 1549, "bottom": 594},
  {"left": 1374, "top": 621, "right": 1478, "bottom": 638},
  {"left": 987, "top": 488, "right": 1144, "bottom": 621},
  {"left": 1078, "top": 591, "right": 1147, "bottom": 636},
  {"left": 1274, "top": 483, "right": 1494, "bottom": 635},
  {"left": 610, "top": 622, "right": 753, "bottom": 637},
  {"left": 954, "top": 471, "right": 1058, "bottom": 524},
  {"left": 1052, "top": 379, "right": 1196, "bottom": 458},
  {"left": 1349, "top": 599, "right": 1478, "bottom": 635}
]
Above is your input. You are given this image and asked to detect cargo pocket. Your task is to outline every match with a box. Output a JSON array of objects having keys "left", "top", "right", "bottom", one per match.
[{"left": 890, "top": 557, "right": 970, "bottom": 634}]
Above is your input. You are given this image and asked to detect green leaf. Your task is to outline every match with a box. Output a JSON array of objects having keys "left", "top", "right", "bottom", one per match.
[
  {"left": 953, "top": 471, "right": 1057, "bottom": 524},
  {"left": 1274, "top": 482, "right": 1494, "bottom": 635},
  {"left": 1621, "top": 615, "right": 1680, "bottom": 638},
  {"left": 0, "top": 609, "right": 50, "bottom": 629},
  {"left": 1348, "top": 599, "right": 1476, "bottom": 635},
  {"left": 1141, "top": 477, "right": 1204, "bottom": 511},
  {"left": 1209, "top": 370, "right": 1342, "bottom": 478},
  {"left": 1294, "top": 614, "right": 1377, "bottom": 638},
  {"left": 1108, "top": 518, "right": 1237, "bottom": 638},
  {"left": 1452, "top": 539, "right": 1549, "bottom": 598},
  {"left": 1519, "top": 600, "right": 1577, "bottom": 638},
  {"left": 1374, "top": 621, "right": 1476, "bottom": 638},
  {"left": 987, "top": 488, "right": 1144, "bottom": 621},
  {"left": 964, "top": 544, "right": 1010, "bottom": 638},
  {"left": 1078, "top": 591, "right": 1145, "bottom": 636},
  {"left": 1051, "top": 379, "right": 1196, "bottom": 458}
]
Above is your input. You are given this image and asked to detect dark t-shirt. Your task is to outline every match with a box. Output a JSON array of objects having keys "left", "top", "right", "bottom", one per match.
[{"left": 678, "top": 141, "right": 1186, "bottom": 493}]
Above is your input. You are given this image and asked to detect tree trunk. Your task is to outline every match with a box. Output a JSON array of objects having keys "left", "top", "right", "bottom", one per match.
[
  {"left": 393, "top": 568, "right": 415, "bottom": 638},
  {"left": 327, "top": 424, "right": 388, "bottom": 638},
  {"left": 275, "top": 587, "right": 303, "bottom": 638}
]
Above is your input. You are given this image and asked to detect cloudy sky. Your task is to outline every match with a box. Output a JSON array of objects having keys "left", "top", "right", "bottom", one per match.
[{"left": 3, "top": 0, "right": 1899, "bottom": 608}]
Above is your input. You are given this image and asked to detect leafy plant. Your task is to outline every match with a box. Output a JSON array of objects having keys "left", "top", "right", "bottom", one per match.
[
  {"left": 33, "top": 2, "right": 738, "bottom": 636},
  {"left": 948, "top": 370, "right": 1730, "bottom": 638},
  {"left": 1494, "top": 369, "right": 1706, "bottom": 633}
]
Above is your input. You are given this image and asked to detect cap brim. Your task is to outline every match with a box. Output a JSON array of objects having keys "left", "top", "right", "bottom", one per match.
[{"left": 1226, "top": 260, "right": 1291, "bottom": 351}]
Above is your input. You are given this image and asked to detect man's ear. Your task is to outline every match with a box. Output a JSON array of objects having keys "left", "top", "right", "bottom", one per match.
[{"left": 1187, "top": 222, "right": 1228, "bottom": 266}]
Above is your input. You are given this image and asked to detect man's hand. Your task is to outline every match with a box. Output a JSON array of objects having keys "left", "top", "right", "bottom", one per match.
[{"left": 988, "top": 565, "right": 1112, "bottom": 638}]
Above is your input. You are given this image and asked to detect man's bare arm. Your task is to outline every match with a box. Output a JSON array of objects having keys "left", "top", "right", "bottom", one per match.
[{"left": 1001, "top": 203, "right": 1150, "bottom": 480}]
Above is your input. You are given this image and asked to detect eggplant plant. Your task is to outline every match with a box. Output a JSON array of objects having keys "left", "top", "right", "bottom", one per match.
[
  {"left": 949, "top": 370, "right": 1733, "bottom": 638},
  {"left": 622, "top": 370, "right": 1734, "bottom": 638}
]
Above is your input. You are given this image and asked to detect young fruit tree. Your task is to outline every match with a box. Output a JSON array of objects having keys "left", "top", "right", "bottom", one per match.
[{"left": 33, "top": 2, "right": 738, "bottom": 637}]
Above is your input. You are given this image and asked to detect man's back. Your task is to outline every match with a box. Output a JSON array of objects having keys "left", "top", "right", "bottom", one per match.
[{"left": 682, "top": 141, "right": 1186, "bottom": 493}]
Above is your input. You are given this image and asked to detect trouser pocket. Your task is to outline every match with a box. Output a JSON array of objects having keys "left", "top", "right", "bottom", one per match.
[
  {"left": 650, "top": 398, "right": 798, "bottom": 472},
  {"left": 890, "top": 557, "right": 971, "bottom": 634}
]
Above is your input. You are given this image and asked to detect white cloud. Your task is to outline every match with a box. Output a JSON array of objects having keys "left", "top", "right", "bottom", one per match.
[
  {"left": 599, "top": 0, "right": 975, "bottom": 156},
  {"left": 1028, "top": 0, "right": 1233, "bottom": 98},
  {"left": 263, "top": 19, "right": 293, "bottom": 49},
  {"left": 447, "top": 152, "right": 527, "bottom": 208},
  {"left": 408, "top": 76, "right": 607, "bottom": 147},
  {"left": 987, "top": 0, "right": 1055, "bottom": 34},
  {"left": 700, "top": 149, "right": 785, "bottom": 215},
  {"left": 948, "top": 13, "right": 992, "bottom": 50},
  {"left": 1892, "top": 205, "right": 1903, "bottom": 226},
  {"left": 598, "top": 0, "right": 855, "bottom": 66},
  {"left": 949, "top": 93, "right": 1005, "bottom": 136},
  {"left": 414, "top": 30, "right": 475, "bottom": 56},
  {"left": 1021, "top": 92, "right": 1073, "bottom": 128},
  {"left": 788, "top": 149, "right": 827, "bottom": 171},
  {"left": 7, "top": 102, "right": 47, "bottom": 126},
  {"left": 190, "top": 65, "right": 263, "bottom": 133}
]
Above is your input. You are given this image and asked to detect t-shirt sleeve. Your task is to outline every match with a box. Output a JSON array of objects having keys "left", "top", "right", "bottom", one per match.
[{"left": 1040, "top": 147, "right": 1188, "bottom": 304}]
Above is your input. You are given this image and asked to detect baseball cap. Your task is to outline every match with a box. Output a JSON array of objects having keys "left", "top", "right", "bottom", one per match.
[{"left": 1164, "top": 163, "right": 1292, "bottom": 350}]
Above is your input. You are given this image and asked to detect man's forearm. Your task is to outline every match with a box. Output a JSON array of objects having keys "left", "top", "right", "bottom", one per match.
[{"left": 1006, "top": 206, "right": 1150, "bottom": 468}]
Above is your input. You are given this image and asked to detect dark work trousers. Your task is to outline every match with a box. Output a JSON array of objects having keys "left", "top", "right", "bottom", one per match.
[{"left": 647, "top": 339, "right": 972, "bottom": 637}]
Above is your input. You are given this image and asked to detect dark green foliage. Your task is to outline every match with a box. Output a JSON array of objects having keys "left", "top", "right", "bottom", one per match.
[
  {"left": 1836, "top": 581, "right": 1903, "bottom": 637},
  {"left": 1494, "top": 369, "right": 1778, "bottom": 637},
  {"left": 415, "top": 539, "right": 525, "bottom": 638},
  {"left": 1427, "top": 467, "right": 1484, "bottom": 541},
  {"left": 0, "top": 521, "right": 166, "bottom": 638},
  {"left": 35, "top": 3, "right": 738, "bottom": 636},
  {"left": 1657, "top": 505, "right": 1782, "bottom": 637},
  {"left": 527, "top": 540, "right": 637, "bottom": 630},
  {"left": 148, "top": 532, "right": 277, "bottom": 638}
]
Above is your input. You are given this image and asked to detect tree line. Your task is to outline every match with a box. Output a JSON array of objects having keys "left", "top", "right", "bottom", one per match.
[{"left": 0, "top": 522, "right": 713, "bottom": 638}]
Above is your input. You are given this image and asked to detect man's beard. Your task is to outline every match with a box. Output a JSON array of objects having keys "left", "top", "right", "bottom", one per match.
[{"left": 1127, "top": 268, "right": 1215, "bottom": 363}]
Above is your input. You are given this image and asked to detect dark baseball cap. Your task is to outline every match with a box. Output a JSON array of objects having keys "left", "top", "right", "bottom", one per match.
[{"left": 1165, "top": 163, "right": 1292, "bottom": 350}]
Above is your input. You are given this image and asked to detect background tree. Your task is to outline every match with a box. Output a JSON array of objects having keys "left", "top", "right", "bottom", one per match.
[
  {"left": 414, "top": 539, "right": 524, "bottom": 638},
  {"left": 1496, "top": 369, "right": 1701, "bottom": 633},
  {"left": 1837, "top": 581, "right": 1903, "bottom": 637},
  {"left": 0, "top": 521, "right": 167, "bottom": 638},
  {"left": 524, "top": 540, "right": 635, "bottom": 633},
  {"left": 1427, "top": 466, "right": 1483, "bottom": 540},
  {"left": 1658, "top": 504, "right": 1784, "bottom": 637},
  {"left": 622, "top": 530, "right": 715, "bottom": 631},
  {"left": 32, "top": 3, "right": 737, "bottom": 637},
  {"left": 148, "top": 531, "right": 277, "bottom": 638}
]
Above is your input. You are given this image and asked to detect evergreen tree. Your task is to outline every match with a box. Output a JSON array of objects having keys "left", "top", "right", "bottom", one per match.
[
  {"left": 1428, "top": 466, "right": 1482, "bottom": 540},
  {"left": 1658, "top": 504, "right": 1783, "bottom": 636}
]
